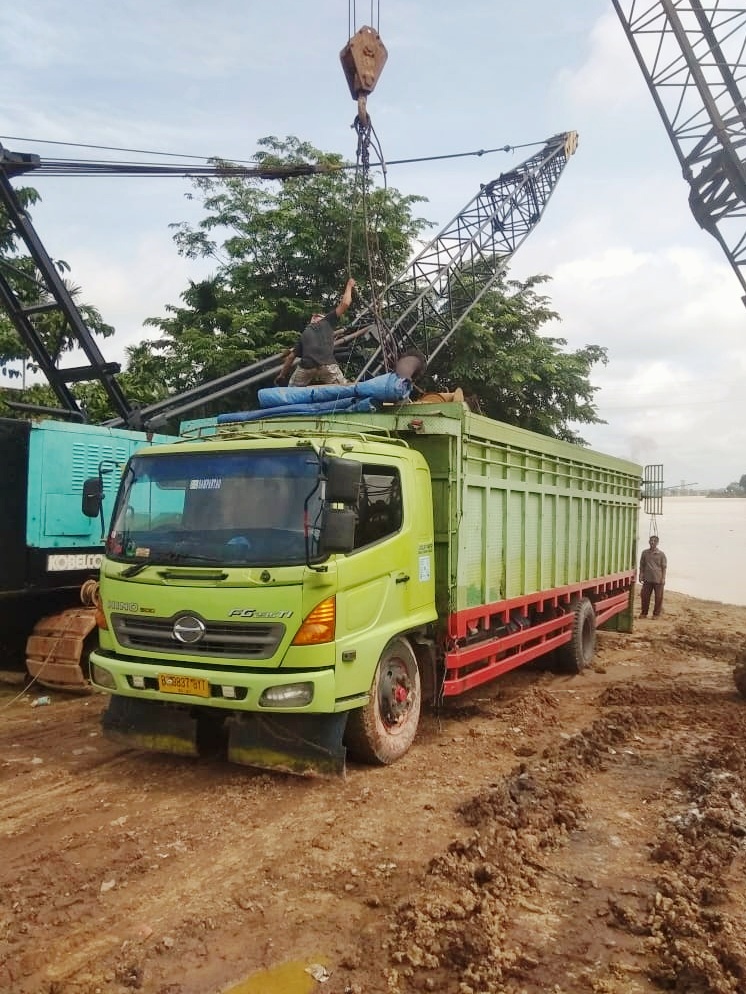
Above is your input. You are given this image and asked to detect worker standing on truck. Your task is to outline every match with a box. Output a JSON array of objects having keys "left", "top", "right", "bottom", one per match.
[
  {"left": 275, "top": 278, "right": 356, "bottom": 386},
  {"left": 639, "top": 535, "right": 667, "bottom": 618}
]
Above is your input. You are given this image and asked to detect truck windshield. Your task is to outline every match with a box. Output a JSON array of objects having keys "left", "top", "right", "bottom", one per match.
[{"left": 106, "top": 448, "right": 323, "bottom": 567}]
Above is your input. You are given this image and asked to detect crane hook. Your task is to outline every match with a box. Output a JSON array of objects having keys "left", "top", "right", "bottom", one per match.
[{"left": 340, "top": 25, "right": 388, "bottom": 128}]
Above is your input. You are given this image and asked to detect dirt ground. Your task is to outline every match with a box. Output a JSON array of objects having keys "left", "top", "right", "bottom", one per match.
[{"left": 2, "top": 589, "right": 746, "bottom": 994}]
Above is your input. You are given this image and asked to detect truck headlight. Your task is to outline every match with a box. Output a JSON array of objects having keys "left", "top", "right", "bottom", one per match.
[
  {"left": 91, "top": 663, "right": 116, "bottom": 690},
  {"left": 259, "top": 682, "right": 314, "bottom": 707}
]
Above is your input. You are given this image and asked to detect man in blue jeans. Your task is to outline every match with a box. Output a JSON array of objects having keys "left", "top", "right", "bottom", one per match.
[{"left": 639, "top": 535, "right": 667, "bottom": 618}]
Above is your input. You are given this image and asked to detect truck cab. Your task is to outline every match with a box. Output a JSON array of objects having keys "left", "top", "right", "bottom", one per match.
[{"left": 89, "top": 429, "right": 437, "bottom": 774}]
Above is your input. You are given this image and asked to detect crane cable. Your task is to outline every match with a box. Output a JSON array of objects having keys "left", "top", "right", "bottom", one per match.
[
  {"left": 345, "top": 0, "right": 398, "bottom": 373},
  {"left": 346, "top": 117, "right": 397, "bottom": 374},
  {"left": 348, "top": 0, "right": 380, "bottom": 35}
]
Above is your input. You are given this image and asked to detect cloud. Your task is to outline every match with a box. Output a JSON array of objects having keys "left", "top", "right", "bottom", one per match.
[
  {"left": 67, "top": 231, "right": 214, "bottom": 360},
  {"left": 556, "top": 10, "right": 650, "bottom": 112}
]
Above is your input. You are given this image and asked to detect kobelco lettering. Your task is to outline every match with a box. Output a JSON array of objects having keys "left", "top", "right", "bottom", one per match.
[{"left": 46, "top": 553, "right": 103, "bottom": 572}]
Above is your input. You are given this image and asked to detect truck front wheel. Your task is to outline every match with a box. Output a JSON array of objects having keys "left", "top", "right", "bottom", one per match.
[
  {"left": 559, "top": 597, "right": 596, "bottom": 673},
  {"left": 345, "top": 637, "right": 421, "bottom": 765}
]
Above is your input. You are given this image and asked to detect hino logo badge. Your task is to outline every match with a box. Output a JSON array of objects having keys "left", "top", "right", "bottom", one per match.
[{"left": 173, "top": 615, "right": 206, "bottom": 644}]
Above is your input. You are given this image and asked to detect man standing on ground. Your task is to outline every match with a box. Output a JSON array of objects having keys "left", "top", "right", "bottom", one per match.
[
  {"left": 274, "top": 278, "right": 356, "bottom": 387},
  {"left": 639, "top": 535, "right": 667, "bottom": 618}
]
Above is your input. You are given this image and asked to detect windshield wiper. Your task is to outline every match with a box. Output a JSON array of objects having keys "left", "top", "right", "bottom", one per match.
[{"left": 121, "top": 562, "right": 150, "bottom": 577}]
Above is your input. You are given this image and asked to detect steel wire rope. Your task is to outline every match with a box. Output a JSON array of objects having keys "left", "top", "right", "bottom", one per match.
[
  {"left": 333, "top": 121, "right": 368, "bottom": 403},
  {"left": 329, "top": 0, "right": 387, "bottom": 409},
  {"left": 0, "top": 678, "right": 44, "bottom": 712},
  {"left": 348, "top": 0, "right": 380, "bottom": 36},
  {"left": 346, "top": 114, "right": 398, "bottom": 377},
  {"left": 1, "top": 137, "right": 544, "bottom": 178},
  {"left": 366, "top": 121, "right": 406, "bottom": 380}
]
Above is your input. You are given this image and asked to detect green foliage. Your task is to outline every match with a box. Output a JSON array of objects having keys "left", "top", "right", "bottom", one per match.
[
  {"left": 423, "top": 274, "right": 607, "bottom": 443},
  {"left": 131, "top": 136, "right": 430, "bottom": 411}
]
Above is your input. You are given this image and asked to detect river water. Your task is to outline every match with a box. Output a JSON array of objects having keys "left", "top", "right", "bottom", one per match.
[{"left": 640, "top": 496, "right": 746, "bottom": 606}]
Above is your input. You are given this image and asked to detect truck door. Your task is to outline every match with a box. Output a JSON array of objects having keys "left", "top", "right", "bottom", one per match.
[{"left": 334, "top": 461, "right": 436, "bottom": 664}]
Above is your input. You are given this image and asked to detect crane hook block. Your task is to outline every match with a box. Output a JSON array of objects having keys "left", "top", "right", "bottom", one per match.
[{"left": 340, "top": 26, "right": 388, "bottom": 102}]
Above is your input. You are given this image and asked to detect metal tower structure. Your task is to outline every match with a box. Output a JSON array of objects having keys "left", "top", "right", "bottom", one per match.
[
  {"left": 612, "top": 0, "right": 746, "bottom": 302},
  {"left": 0, "top": 146, "right": 134, "bottom": 423},
  {"left": 349, "top": 132, "right": 579, "bottom": 378}
]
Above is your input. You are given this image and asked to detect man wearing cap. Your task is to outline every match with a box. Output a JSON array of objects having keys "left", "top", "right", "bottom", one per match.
[{"left": 274, "top": 279, "right": 355, "bottom": 387}]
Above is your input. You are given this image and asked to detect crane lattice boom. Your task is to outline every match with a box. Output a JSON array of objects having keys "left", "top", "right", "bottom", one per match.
[
  {"left": 348, "top": 132, "right": 578, "bottom": 378},
  {"left": 612, "top": 0, "right": 746, "bottom": 301}
]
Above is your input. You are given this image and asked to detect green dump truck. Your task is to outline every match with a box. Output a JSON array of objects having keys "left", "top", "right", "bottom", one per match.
[{"left": 87, "top": 400, "right": 642, "bottom": 775}]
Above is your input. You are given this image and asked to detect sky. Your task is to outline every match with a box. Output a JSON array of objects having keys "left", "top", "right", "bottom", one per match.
[{"left": 1, "top": 0, "right": 745, "bottom": 490}]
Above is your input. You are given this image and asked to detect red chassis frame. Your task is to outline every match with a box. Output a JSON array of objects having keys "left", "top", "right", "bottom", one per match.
[{"left": 442, "top": 570, "right": 635, "bottom": 696}]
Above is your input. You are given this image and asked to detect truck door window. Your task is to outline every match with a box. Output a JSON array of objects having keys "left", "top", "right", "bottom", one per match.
[{"left": 354, "top": 467, "right": 402, "bottom": 548}]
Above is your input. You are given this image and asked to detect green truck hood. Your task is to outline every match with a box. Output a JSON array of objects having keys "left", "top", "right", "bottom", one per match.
[{"left": 99, "top": 562, "right": 335, "bottom": 664}]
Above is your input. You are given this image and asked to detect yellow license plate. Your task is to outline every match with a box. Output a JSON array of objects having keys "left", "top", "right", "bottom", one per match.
[{"left": 157, "top": 674, "right": 210, "bottom": 698}]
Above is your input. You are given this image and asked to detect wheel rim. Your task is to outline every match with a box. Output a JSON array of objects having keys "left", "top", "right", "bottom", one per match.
[{"left": 377, "top": 657, "right": 416, "bottom": 734}]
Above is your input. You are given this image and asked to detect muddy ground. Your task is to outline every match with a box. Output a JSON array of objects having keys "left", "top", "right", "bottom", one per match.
[{"left": 2, "top": 590, "right": 746, "bottom": 994}]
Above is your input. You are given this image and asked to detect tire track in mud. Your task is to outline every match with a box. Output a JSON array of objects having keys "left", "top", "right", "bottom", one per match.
[
  {"left": 605, "top": 708, "right": 746, "bottom": 994},
  {"left": 3, "top": 592, "right": 746, "bottom": 994},
  {"left": 360, "top": 676, "right": 746, "bottom": 994}
]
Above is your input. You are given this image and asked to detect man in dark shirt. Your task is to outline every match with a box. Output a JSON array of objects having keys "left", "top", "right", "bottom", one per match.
[
  {"left": 639, "top": 534, "right": 667, "bottom": 618},
  {"left": 275, "top": 278, "right": 355, "bottom": 386}
]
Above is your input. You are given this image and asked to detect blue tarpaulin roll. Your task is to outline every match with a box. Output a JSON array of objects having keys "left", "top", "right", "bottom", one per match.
[
  {"left": 217, "top": 373, "right": 412, "bottom": 424},
  {"left": 257, "top": 372, "right": 411, "bottom": 409},
  {"left": 217, "top": 397, "right": 377, "bottom": 424}
]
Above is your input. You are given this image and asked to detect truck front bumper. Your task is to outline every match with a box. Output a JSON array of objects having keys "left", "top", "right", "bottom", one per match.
[{"left": 89, "top": 649, "right": 366, "bottom": 714}]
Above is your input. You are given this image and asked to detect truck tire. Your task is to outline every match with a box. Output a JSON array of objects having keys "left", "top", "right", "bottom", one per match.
[
  {"left": 345, "top": 637, "right": 421, "bottom": 765},
  {"left": 559, "top": 597, "right": 596, "bottom": 673}
]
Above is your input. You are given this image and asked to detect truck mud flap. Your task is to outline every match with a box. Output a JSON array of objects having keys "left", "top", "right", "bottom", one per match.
[
  {"left": 101, "top": 696, "right": 199, "bottom": 757},
  {"left": 226, "top": 712, "right": 348, "bottom": 778}
]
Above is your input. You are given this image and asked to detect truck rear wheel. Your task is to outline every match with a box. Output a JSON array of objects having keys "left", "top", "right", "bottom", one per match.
[
  {"left": 559, "top": 597, "right": 596, "bottom": 673},
  {"left": 345, "top": 637, "right": 421, "bottom": 765}
]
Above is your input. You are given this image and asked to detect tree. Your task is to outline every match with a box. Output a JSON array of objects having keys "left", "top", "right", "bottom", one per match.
[
  {"left": 131, "top": 136, "right": 430, "bottom": 411},
  {"left": 423, "top": 274, "right": 607, "bottom": 443}
]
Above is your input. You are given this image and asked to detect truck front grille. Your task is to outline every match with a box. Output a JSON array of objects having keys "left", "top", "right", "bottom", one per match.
[{"left": 111, "top": 613, "right": 285, "bottom": 660}]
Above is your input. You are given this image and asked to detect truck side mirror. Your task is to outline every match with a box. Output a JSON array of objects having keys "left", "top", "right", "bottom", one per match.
[
  {"left": 321, "top": 507, "right": 357, "bottom": 554},
  {"left": 325, "top": 457, "right": 361, "bottom": 504},
  {"left": 81, "top": 477, "right": 104, "bottom": 518}
]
